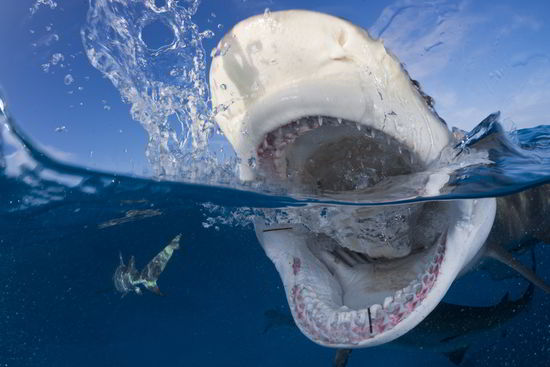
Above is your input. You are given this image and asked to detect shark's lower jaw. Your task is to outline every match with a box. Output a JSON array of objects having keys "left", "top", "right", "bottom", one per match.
[
  {"left": 257, "top": 196, "right": 495, "bottom": 348},
  {"left": 291, "top": 231, "right": 445, "bottom": 346}
]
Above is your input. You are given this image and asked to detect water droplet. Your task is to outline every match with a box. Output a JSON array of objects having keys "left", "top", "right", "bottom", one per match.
[
  {"left": 217, "top": 24, "right": 223, "bottom": 30},
  {"left": 55, "top": 125, "right": 67, "bottom": 132},
  {"left": 211, "top": 42, "right": 231, "bottom": 57},
  {"left": 264, "top": 8, "right": 271, "bottom": 17},
  {"left": 200, "top": 30, "right": 215, "bottom": 39},
  {"left": 78, "top": 86, "right": 84, "bottom": 91},
  {"left": 220, "top": 84, "right": 227, "bottom": 90},
  {"left": 64, "top": 74, "right": 74, "bottom": 85},
  {"left": 50, "top": 53, "right": 64, "bottom": 65},
  {"left": 0, "top": 94, "right": 6, "bottom": 117}
]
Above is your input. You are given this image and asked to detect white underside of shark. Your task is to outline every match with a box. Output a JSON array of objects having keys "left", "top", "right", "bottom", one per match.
[{"left": 208, "top": 10, "right": 544, "bottom": 348}]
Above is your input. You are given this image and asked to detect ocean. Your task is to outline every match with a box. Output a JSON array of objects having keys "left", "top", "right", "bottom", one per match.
[
  {"left": 2, "top": 97, "right": 550, "bottom": 366},
  {"left": 2, "top": 1, "right": 550, "bottom": 366}
]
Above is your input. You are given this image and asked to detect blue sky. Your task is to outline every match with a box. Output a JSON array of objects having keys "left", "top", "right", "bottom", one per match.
[{"left": 1, "top": 0, "right": 549, "bottom": 176}]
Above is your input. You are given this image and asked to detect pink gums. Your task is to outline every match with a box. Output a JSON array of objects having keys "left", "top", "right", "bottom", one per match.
[
  {"left": 287, "top": 242, "right": 446, "bottom": 346},
  {"left": 292, "top": 257, "right": 301, "bottom": 276}
]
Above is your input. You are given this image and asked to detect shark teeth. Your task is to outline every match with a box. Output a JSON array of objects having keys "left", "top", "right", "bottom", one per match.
[
  {"left": 289, "top": 233, "right": 446, "bottom": 346},
  {"left": 256, "top": 116, "right": 379, "bottom": 178}
]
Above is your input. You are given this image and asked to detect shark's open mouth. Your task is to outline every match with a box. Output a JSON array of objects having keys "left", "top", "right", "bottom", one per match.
[
  {"left": 257, "top": 116, "right": 422, "bottom": 193},
  {"left": 290, "top": 230, "right": 446, "bottom": 344},
  {"left": 210, "top": 9, "right": 497, "bottom": 348},
  {"left": 254, "top": 115, "right": 465, "bottom": 347}
]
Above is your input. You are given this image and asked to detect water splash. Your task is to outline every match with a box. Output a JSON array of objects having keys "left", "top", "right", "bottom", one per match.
[
  {"left": 30, "top": 0, "right": 58, "bottom": 15},
  {"left": 81, "top": 0, "right": 230, "bottom": 181}
]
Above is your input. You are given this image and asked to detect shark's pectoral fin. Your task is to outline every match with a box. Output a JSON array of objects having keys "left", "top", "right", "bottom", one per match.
[
  {"left": 486, "top": 243, "right": 550, "bottom": 293},
  {"left": 443, "top": 345, "right": 469, "bottom": 365}
]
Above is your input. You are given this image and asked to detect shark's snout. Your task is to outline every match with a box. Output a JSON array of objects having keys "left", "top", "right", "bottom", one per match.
[{"left": 210, "top": 10, "right": 496, "bottom": 348}]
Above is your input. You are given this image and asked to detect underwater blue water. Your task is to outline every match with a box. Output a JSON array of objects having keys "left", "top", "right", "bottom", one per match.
[{"left": 2, "top": 1, "right": 550, "bottom": 366}]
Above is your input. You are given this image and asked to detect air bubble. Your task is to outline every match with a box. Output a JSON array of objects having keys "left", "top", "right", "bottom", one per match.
[{"left": 64, "top": 74, "right": 74, "bottom": 85}]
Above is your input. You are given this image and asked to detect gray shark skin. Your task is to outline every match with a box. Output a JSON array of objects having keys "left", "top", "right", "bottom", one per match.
[
  {"left": 481, "top": 185, "right": 550, "bottom": 293},
  {"left": 113, "top": 234, "right": 181, "bottom": 296},
  {"left": 487, "top": 185, "right": 550, "bottom": 250}
]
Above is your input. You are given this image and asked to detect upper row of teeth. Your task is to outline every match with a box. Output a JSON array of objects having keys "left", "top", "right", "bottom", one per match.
[
  {"left": 257, "top": 117, "right": 367, "bottom": 177},
  {"left": 258, "top": 116, "right": 356, "bottom": 157}
]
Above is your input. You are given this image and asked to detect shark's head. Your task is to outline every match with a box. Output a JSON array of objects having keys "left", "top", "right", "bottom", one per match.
[{"left": 210, "top": 10, "right": 496, "bottom": 348}]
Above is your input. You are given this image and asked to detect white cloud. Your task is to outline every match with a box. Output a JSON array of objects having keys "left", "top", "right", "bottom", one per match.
[
  {"left": 369, "top": 0, "right": 485, "bottom": 79},
  {"left": 368, "top": 0, "right": 548, "bottom": 130}
]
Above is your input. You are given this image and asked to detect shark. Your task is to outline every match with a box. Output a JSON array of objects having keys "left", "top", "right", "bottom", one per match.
[
  {"left": 209, "top": 10, "right": 549, "bottom": 348},
  {"left": 113, "top": 234, "right": 181, "bottom": 296}
]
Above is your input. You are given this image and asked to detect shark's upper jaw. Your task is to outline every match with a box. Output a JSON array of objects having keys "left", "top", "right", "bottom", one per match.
[
  {"left": 210, "top": 10, "right": 497, "bottom": 348},
  {"left": 256, "top": 116, "right": 423, "bottom": 194}
]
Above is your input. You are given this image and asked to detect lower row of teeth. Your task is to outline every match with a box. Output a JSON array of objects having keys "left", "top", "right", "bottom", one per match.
[{"left": 290, "top": 239, "right": 445, "bottom": 345}]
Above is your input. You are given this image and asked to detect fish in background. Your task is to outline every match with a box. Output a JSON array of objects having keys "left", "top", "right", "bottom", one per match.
[{"left": 113, "top": 234, "right": 181, "bottom": 296}]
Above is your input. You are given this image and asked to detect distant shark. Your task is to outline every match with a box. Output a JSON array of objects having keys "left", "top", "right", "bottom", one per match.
[
  {"left": 209, "top": 10, "right": 549, "bottom": 348},
  {"left": 113, "top": 234, "right": 181, "bottom": 296}
]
